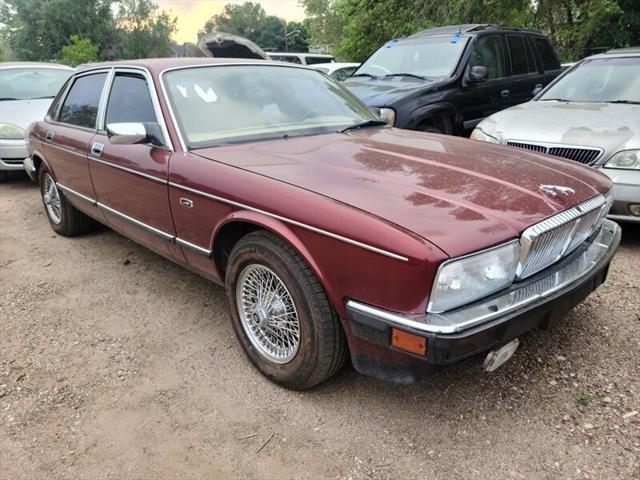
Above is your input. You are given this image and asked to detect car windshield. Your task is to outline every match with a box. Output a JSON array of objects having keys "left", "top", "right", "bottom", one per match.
[
  {"left": 163, "top": 65, "right": 379, "bottom": 149},
  {"left": 355, "top": 36, "right": 468, "bottom": 79},
  {"left": 539, "top": 57, "right": 640, "bottom": 103},
  {"left": 0, "top": 67, "right": 72, "bottom": 101}
]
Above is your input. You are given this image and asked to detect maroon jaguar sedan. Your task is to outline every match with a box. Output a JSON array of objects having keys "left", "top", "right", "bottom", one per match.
[{"left": 27, "top": 58, "right": 620, "bottom": 389}]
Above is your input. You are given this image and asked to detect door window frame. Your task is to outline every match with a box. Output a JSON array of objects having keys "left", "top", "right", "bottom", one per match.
[
  {"left": 51, "top": 69, "right": 112, "bottom": 133},
  {"left": 98, "top": 67, "right": 174, "bottom": 151}
]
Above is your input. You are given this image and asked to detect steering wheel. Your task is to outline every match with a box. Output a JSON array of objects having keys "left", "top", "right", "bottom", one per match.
[{"left": 365, "top": 64, "right": 392, "bottom": 75}]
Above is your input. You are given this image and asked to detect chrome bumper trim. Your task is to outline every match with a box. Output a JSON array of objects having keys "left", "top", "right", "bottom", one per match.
[{"left": 347, "top": 220, "right": 619, "bottom": 334}]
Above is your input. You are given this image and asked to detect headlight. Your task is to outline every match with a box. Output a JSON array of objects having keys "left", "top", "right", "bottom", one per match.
[
  {"left": 470, "top": 127, "right": 499, "bottom": 144},
  {"left": 0, "top": 123, "right": 25, "bottom": 140},
  {"left": 378, "top": 108, "right": 396, "bottom": 126},
  {"left": 428, "top": 241, "right": 519, "bottom": 313},
  {"left": 604, "top": 150, "right": 640, "bottom": 170}
]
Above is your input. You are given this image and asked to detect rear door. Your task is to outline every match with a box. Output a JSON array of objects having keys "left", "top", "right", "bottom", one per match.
[
  {"left": 531, "top": 36, "right": 563, "bottom": 86},
  {"left": 88, "top": 68, "right": 183, "bottom": 262},
  {"left": 43, "top": 70, "right": 109, "bottom": 205},
  {"left": 505, "top": 34, "right": 542, "bottom": 106},
  {"left": 458, "top": 34, "right": 511, "bottom": 132}
]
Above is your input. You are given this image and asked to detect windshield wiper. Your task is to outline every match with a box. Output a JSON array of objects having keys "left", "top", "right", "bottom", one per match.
[
  {"left": 0, "top": 97, "right": 19, "bottom": 101},
  {"left": 539, "top": 98, "right": 572, "bottom": 102},
  {"left": 32, "top": 95, "right": 56, "bottom": 100},
  {"left": 607, "top": 100, "right": 640, "bottom": 104},
  {"left": 351, "top": 73, "right": 380, "bottom": 79},
  {"left": 384, "top": 73, "right": 428, "bottom": 80},
  {"left": 338, "top": 119, "right": 388, "bottom": 133}
]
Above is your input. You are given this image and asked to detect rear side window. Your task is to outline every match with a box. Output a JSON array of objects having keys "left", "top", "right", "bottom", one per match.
[
  {"left": 58, "top": 73, "right": 107, "bottom": 129},
  {"left": 305, "top": 56, "right": 335, "bottom": 65},
  {"left": 533, "top": 37, "right": 560, "bottom": 71},
  {"left": 269, "top": 55, "right": 302, "bottom": 64},
  {"left": 105, "top": 73, "right": 158, "bottom": 125},
  {"left": 468, "top": 36, "right": 507, "bottom": 79},
  {"left": 507, "top": 36, "right": 537, "bottom": 75}
]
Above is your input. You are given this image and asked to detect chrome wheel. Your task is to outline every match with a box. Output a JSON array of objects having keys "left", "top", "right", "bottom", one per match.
[
  {"left": 236, "top": 264, "right": 300, "bottom": 364},
  {"left": 42, "top": 173, "right": 62, "bottom": 225}
]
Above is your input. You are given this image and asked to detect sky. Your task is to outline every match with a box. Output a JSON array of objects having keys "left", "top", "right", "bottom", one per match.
[{"left": 156, "top": 0, "right": 307, "bottom": 43}]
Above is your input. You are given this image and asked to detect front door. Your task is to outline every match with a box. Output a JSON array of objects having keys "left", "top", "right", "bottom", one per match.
[
  {"left": 88, "top": 69, "right": 183, "bottom": 262},
  {"left": 458, "top": 35, "right": 511, "bottom": 133}
]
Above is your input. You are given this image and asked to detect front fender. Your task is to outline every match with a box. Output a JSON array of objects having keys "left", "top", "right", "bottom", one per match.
[{"left": 407, "top": 101, "right": 458, "bottom": 130}]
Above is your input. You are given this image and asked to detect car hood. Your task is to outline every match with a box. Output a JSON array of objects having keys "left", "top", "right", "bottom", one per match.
[
  {"left": 194, "top": 128, "right": 611, "bottom": 257},
  {"left": 342, "top": 77, "right": 429, "bottom": 107},
  {"left": 480, "top": 101, "right": 640, "bottom": 156},
  {"left": 197, "top": 31, "right": 267, "bottom": 59},
  {"left": 0, "top": 98, "right": 53, "bottom": 130}
]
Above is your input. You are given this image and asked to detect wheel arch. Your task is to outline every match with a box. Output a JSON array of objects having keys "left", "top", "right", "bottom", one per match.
[
  {"left": 30, "top": 148, "right": 54, "bottom": 183},
  {"left": 408, "top": 102, "right": 459, "bottom": 134},
  {"left": 211, "top": 211, "right": 333, "bottom": 304}
]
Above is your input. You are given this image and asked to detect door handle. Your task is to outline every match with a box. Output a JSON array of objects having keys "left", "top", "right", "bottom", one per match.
[
  {"left": 91, "top": 142, "right": 104, "bottom": 157},
  {"left": 500, "top": 89, "right": 510, "bottom": 98},
  {"left": 179, "top": 197, "right": 194, "bottom": 208},
  {"left": 45, "top": 131, "right": 54, "bottom": 142}
]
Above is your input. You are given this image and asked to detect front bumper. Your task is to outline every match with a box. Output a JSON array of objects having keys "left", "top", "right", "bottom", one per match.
[
  {"left": 602, "top": 168, "right": 640, "bottom": 223},
  {"left": 345, "top": 220, "right": 621, "bottom": 383},
  {"left": 0, "top": 140, "right": 29, "bottom": 171}
]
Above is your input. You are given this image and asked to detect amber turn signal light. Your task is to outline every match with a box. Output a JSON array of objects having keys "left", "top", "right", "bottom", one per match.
[{"left": 391, "top": 328, "right": 427, "bottom": 356}]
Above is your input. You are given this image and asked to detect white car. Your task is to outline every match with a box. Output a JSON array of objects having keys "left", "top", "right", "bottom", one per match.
[
  {"left": 309, "top": 62, "right": 361, "bottom": 81},
  {"left": 471, "top": 47, "right": 640, "bottom": 223},
  {"left": 0, "top": 62, "right": 73, "bottom": 182}
]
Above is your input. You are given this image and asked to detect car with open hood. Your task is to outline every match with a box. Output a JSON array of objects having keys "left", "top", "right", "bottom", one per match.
[
  {"left": 0, "top": 62, "right": 73, "bottom": 182},
  {"left": 343, "top": 24, "right": 563, "bottom": 135},
  {"left": 26, "top": 58, "right": 620, "bottom": 388},
  {"left": 472, "top": 47, "right": 640, "bottom": 223}
]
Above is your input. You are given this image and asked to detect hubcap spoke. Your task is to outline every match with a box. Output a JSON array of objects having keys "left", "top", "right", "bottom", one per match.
[
  {"left": 236, "top": 264, "right": 300, "bottom": 364},
  {"left": 43, "top": 174, "right": 62, "bottom": 225}
]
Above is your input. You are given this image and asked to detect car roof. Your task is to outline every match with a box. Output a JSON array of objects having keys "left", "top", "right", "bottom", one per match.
[
  {"left": 585, "top": 47, "right": 640, "bottom": 60},
  {"left": 74, "top": 57, "right": 289, "bottom": 75},
  {"left": 0, "top": 61, "right": 74, "bottom": 70},
  {"left": 407, "top": 24, "right": 543, "bottom": 39},
  {"left": 267, "top": 52, "right": 334, "bottom": 58}
]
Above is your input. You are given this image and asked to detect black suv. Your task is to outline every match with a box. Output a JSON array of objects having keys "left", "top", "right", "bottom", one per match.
[{"left": 343, "top": 24, "right": 562, "bottom": 135}]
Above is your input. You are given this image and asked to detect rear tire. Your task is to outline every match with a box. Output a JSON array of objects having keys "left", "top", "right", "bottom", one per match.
[
  {"left": 225, "top": 231, "right": 348, "bottom": 390},
  {"left": 0, "top": 170, "right": 8, "bottom": 183},
  {"left": 39, "top": 167, "right": 93, "bottom": 236}
]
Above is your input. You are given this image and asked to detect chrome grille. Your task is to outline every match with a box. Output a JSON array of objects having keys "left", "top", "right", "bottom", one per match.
[
  {"left": 517, "top": 195, "right": 608, "bottom": 279},
  {"left": 506, "top": 141, "right": 602, "bottom": 165}
]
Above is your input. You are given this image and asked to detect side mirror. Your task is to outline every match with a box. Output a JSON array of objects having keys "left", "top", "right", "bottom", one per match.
[
  {"left": 468, "top": 65, "right": 489, "bottom": 83},
  {"left": 107, "top": 122, "right": 149, "bottom": 145}
]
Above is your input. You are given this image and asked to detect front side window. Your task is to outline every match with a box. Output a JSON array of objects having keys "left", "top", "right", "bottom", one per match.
[
  {"left": 533, "top": 37, "right": 560, "bottom": 71},
  {"left": 507, "top": 36, "right": 537, "bottom": 75},
  {"left": 58, "top": 73, "right": 108, "bottom": 129},
  {"left": 356, "top": 36, "right": 468, "bottom": 79},
  {"left": 106, "top": 73, "right": 158, "bottom": 125},
  {"left": 468, "top": 36, "right": 507, "bottom": 80},
  {"left": 163, "top": 65, "right": 377, "bottom": 148},
  {"left": 0, "top": 67, "right": 72, "bottom": 102},
  {"left": 539, "top": 57, "right": 640, "bottom": 103}
]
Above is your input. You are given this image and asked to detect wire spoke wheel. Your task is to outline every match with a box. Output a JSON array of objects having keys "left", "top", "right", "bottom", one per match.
[
  {"left": 42, "top": 173, "right": 62, "bottom": 225},
  {"left": 236, "top": 264, "right": 300, "bottom": 364}
]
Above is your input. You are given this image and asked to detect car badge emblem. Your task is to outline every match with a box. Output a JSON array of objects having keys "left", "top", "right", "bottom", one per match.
[{"left": 539, "top": 185, "right": 575, "bottom": 198}]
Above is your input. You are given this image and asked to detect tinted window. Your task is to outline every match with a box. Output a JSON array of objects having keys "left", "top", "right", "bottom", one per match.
[
  {"left": 269, "top": 55, "right": 302, "bottom": 64},
  {"left": 59, "top": 73, "right": 107, "bottom": 129},
  {"left": 469, "top": 36, "right": 507, "bottom": 79},
  {"left": 106, "top": 74, "right": 157, "bottom": 125},
  {"left": 305, "top": 56, "right": 335, "bottom": 65},
  {"left": 533, "top": 37, "right": 560, "bottom": 71},
  {"left": 507, "top": 36, "right": 537, "bottom": 75}
]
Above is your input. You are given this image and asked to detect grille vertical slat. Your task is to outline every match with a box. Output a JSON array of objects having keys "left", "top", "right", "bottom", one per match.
[{"left": 517, "top": 195, "right": 607, "bottom": 279}]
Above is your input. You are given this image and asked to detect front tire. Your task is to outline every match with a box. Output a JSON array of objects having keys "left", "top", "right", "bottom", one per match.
[
  {"left": 39, "top": 167, "right": 93, "bottom": 236},
  {"left": 225, "top": 231, "right": 348, "bottom": 390}
]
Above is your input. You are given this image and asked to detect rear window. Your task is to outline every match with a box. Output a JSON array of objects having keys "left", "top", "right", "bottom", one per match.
[
  {"left": 58, "top": 73, "right": 107, "bottom": 129},
  {"left": 507, "top": 36, "right": 537, "bottom": 75},
  {"left": 533, "top": 37, "right": 560, "bottom": 71},
  {"left": 269, "top": 55, "right": 302, "bottom": 64}
]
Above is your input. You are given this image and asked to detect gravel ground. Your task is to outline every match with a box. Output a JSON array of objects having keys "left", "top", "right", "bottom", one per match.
[{"left": 1, "top": 174, "right": 639, "bottom": 480}]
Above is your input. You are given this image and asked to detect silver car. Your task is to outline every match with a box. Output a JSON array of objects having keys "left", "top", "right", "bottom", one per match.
[
  {"left": 0, "top": 62, "right": 73, "bottom": 182},
  {"left": 471, "top": 47, "right": 640, "bottom": 223}
]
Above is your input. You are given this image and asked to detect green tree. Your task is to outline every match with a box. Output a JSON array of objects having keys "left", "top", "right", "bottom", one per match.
[
  {"left": 61, "top": 35, "right": 99, "bottom": 65},
  {"left": 200, "top": 2, "right": 309, "bottom": 52},
  {"left": 116, "top": 0, "right": 177, "bottom": 59},
  {"left": 0, "top": 0, "right": 117, "bottom": 61}
]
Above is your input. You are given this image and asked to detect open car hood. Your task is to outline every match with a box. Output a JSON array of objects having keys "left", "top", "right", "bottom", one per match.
[{"left": 197, "top": 32, "right": 267, "bottom": 60}]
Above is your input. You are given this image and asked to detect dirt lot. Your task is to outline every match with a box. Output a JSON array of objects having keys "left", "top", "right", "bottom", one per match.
[{"left": 1, "top": 174, "right": 638, "bottom": 480}]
